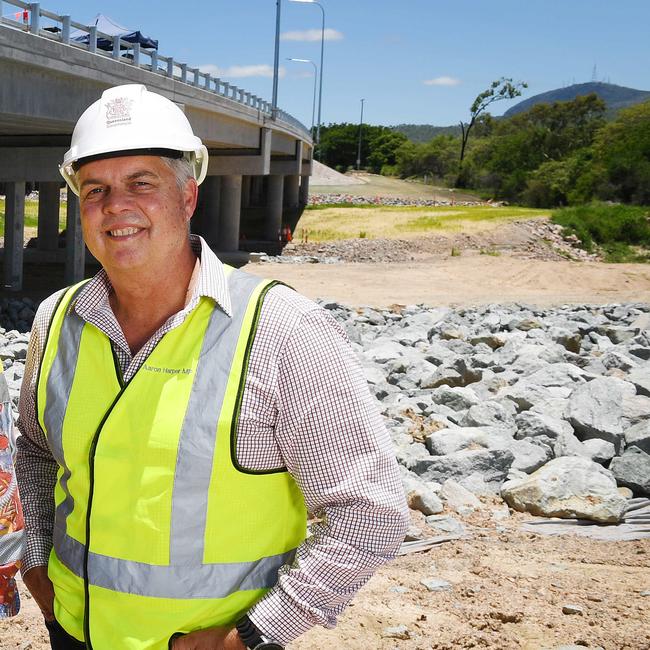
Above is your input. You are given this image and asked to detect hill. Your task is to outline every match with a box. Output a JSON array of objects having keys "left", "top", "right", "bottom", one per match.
[
  {"left": 390, "top": 123, "right": 461, "bottom": 143},
  {"left": 504, "top": 81, "right": 650, "bottom": 117}
]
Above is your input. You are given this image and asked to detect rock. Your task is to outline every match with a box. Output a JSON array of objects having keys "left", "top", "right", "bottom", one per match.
[
  {"left": 425, "top": 513, "right": 467, "bottom": 536},
  {"left": 581, "top": 438, "right": 616, "bottom": 464},
  {"left": 622, "top": 394, "right": 650, "bottom": 425},
  {"left": 469, "top": 333, "right": 506, "bottom": 350},
  {"left": 404, "top": 526, "right": 424, "bottom": 542},
  {"left": 524, "top": 363, "right": 588, "bottom": 388},
  {"left": 617, "top": 487, "right": 634, "bottom": 499},
  {"left": 440, "top": 478, "right": 482, "bottom": 513},
  {"left": 425, "top": 427, "right": 509, "bottom": 456},
  {"left": 566, "top": 377, "right": 633, "bottom": 452},
  {"left": 609, "top": 447, "right": 650, "bottom": 497},
  {"left": 514, "top": 411, "right": 574, "bottom": 445},
  {"left": 625, "top": 421, "right": 650, "bottom": 454},
  {"left": 561, "top": 604, "right": 584, "bottom": 615},
  {"left": 461, "top": 401, "right": 514, "bottom": 428},
  {"left": 407, "top": 487, "right": 444, "bottom": 516},
  {"left": 382, "top": 624, "right": 411, "bottom": 640},
  {"left": 420, "top": 577, "right": 452, "bottom": 592},
  {"left": 501, "top": 457, "right": 627, "bottom": 523},
  {"left": 432, "top": 386, "right": 480, "bottom": 411},
  {"left": 628, "top": 366, "right": 650, "bottom": 397},
  {"left": 508, "top": 438, "right": 552, "bottom": 473},
  {"left": 412, "top": 448, "right": 514, "bottom": 493}
]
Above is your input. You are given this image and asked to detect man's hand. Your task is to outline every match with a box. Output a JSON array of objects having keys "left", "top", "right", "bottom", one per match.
[
  {"left": 22, "top": 566, "right": 55, "bottom": 621},
  {"left": 171, "top": 626, "right": 246, "bottom": 650}
]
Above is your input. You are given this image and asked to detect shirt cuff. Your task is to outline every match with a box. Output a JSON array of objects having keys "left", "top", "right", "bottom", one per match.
[
  {"left": 248, "top": 587, "right": 323, "bottom": 646},
  {"left": 20, "top": 536, "right": 52, "bottom": 575}
]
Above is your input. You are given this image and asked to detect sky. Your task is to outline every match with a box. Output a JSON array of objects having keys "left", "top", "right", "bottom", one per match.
[{"left": 21, "top": 0, "right": 650, "bottom": 129}]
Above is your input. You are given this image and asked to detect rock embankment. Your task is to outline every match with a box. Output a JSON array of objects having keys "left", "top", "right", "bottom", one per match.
[{"left": 321, "top": 299, "right": 650, "bottom": 524}]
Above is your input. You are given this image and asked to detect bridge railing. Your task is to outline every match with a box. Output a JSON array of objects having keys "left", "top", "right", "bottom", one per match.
[{"left": 0, "top": 0, "right": 311, "bottom": 137}]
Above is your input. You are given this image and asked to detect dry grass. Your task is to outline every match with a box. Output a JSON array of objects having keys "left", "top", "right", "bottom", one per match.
[{"left": 296, "top": 205, "right": 550, "bottom": 241}]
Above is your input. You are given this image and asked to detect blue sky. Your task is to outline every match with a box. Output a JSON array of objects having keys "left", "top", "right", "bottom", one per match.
[{"left": 24, "top": 0, "right": 650, "bottom": 128}]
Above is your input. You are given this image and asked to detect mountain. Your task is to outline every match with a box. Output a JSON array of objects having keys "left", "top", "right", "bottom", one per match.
[
  {"left": 390, "top": 123, "right": 461, "bottom": 144},
  {"left": 504, "top": 82, "right": 650, "bottom": 118}
]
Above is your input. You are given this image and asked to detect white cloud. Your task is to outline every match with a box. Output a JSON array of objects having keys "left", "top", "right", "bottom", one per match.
[
  {"left": 423, "top": 76, "right": 461, "bottom": 86},
  {"left": 281, "top": 28, "right": 343, "bottom": 42},
  {"left": 199, "top": 64, "right": 286, "bottom": 79}
]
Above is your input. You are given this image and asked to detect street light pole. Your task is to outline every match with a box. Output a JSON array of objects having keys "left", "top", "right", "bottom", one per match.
[
  {"left": 356, "top": 98, "right": 365, "bottom": 171},
  {"left": 271, "top": 0, "right": 282, "bottom": 119},
  {"left": 286, "top": 58, "right": 318, "bottom": 135},
  {"left": 289, "top": 0, "right": 325, "bottom": 157}
]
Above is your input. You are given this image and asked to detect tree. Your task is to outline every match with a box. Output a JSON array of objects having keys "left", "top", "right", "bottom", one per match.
[{"left": 457, "top": 77, "right": 527, "bottom": 186}]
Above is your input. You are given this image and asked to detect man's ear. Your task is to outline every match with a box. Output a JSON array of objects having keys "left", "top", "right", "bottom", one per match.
[{"left": 183, "top": 178, "right": 199, "bottom": 222}]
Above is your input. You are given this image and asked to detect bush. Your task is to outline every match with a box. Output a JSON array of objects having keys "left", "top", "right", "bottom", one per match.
[{"left": 552, "top": 203, "right": 650, "bottom": 254}]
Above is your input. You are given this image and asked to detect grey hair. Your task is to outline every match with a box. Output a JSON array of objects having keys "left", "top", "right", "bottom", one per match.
[{"left": 161, "top": 155, "right": 195, "bottom": 190}]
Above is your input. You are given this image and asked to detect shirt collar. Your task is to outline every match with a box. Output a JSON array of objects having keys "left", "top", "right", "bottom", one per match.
[{"left": 73, "top": 234, "right": 232, "bottom": 321}]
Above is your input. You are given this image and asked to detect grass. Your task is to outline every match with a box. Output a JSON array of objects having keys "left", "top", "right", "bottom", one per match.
[
  {"left": 296, "top": 204, "right": 549, "bottom": 242},
  {"left": 552, "top": 203, "right": 650, "bottom": 263},
  {"left": 0, "top": 199, "right": 67, "bottom": 231}
]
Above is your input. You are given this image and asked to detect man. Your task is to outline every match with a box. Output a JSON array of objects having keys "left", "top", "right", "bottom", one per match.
[{"left": 15, "top": 84, "right": 408, "bottom": 650}]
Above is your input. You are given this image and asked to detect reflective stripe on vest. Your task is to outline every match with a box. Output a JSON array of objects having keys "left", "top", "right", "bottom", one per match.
[{"left": 37, "top": 268, "right": 307, "bottom": 647}]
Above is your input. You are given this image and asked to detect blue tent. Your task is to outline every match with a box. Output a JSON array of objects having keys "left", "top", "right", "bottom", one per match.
[{"left": 70, "top": 14, "right": 158, "bottom": 51}]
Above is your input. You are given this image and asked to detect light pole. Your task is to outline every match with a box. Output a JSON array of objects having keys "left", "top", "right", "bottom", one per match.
[
  {"left": 356, "top": 98, "right": 365, "bottom": 171},
  {"left": 271, "top": 0, "right": 282, "bottom": 119},
  {"left": 286, "top": 58, "right": 318, "bottom": 135},
  {"left": 289, "top": 0, "right": 325, "bottom": 155}
]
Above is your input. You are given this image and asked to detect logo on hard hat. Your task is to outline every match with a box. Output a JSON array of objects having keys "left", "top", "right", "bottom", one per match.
[{"left": 105, "top": 96, "right": 135, "bottom": 128}]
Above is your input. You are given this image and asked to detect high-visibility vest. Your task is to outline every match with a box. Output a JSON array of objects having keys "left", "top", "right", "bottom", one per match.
[{"left": 37, "top": 267, "right": 307, "bottom": 649}]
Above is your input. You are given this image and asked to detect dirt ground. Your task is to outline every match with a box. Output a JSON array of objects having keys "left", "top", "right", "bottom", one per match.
[{"left": 244, "top": 254, "right": 650, "bottom": 308}]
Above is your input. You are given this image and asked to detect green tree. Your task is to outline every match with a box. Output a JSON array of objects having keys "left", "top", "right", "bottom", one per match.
[
  {"left": 457, "top": 77, "right": 527, "bottom": 186},
  {"left": 594, "top": 100, "right": 650, "bottom": 203}
]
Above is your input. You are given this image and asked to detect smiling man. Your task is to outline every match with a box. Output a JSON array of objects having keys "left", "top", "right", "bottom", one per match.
[{"left": 14, "top": 84, "right": 408, "bottom": 650}]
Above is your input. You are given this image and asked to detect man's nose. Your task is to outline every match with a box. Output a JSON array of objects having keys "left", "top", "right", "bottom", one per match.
[{"left": 102, "top": 186, "right": 134, "bottom": 213}]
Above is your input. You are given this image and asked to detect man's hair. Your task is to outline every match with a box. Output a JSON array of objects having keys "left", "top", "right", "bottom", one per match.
[{"left": 161, "top": 155, "right": 195, "bottom": 190}]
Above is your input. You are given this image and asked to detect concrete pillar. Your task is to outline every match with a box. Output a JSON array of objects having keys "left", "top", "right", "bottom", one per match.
[
  {"left": 265, "top": 175, "right": 284, "bottom": 241},
  {"left": 284, "top": 174, "right": 300, "bottom": 209},
  {"left": 250, "top": 175, "right": 264, "bottom": 206},
  {"left": 193, "top": 176, "right": 221, "bottom": 247},
  {"left": 3, "top": 182, "right": 25, "bottom": 291},
  {"left": 299, "top": 174, "right": 310, "bottom": 207},
  {"left": 37, "top": 182, "right": 61, "bottom": 251},
  {"left": 241, "top": 175, "right": 251, "bottom": 209},
  {"left": 218, "top": 175, "right": 242, "bottom": 252},
  {"left": 65, "top": 193, "right": 85, "bottom": 284}
]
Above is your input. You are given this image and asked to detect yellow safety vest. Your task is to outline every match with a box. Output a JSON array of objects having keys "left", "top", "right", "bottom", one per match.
[{"left": 37, "top": 267, "right": 307, "bottom": 649}]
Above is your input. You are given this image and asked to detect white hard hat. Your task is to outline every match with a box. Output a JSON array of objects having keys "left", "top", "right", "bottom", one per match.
[{"left": 60, "top": 84, "right": 209, "bottom": 195}]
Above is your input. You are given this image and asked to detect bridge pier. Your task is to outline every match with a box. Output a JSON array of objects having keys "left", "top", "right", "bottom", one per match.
[
  {"left": 218, "top": 175, "right": 242, "bottom": 252},
  {"left": 240, "top": 175, "right": 251, "bottom": 209},
  {"left": 265, "top": 175, "right": 284, "bottom": 241},
  {"left": 3, "top": 182, "right": 25, "bottom": 291},
  {"left": 250, "top": 176, "right": 264, "bottom": 207},
  {"left": 37, "top": 182, "right": 61, "bottom": 251},
  {"left": 284, "top": 175, "right": 300, "bottom": 210},
  {"left": 299, "top": 174, "right": 310, "bottom": 207},
  {"left": 65, "top": 194, "right": 85, "bottom": 285}
]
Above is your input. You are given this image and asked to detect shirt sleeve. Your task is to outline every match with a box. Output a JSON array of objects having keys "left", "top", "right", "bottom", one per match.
[
  {"left": 14, "top": 292, "right": 63, "bottom": 575},
  {"left": 247, "top": 308, "right": 409, "bottom": 645}
]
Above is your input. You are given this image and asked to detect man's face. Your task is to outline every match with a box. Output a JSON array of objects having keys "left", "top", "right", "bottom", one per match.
[{"left": 77, "top": 155, "right": 197, "bottom": 275}]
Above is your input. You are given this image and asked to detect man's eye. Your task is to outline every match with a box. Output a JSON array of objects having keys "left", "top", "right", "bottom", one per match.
[{"left": 84, "top": 187, "right": 104, "bottom": 198}]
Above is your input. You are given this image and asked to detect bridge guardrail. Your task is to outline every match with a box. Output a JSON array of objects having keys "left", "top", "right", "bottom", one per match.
[{"left": 0, "top": 0, "right": 311, "bottom": 138}]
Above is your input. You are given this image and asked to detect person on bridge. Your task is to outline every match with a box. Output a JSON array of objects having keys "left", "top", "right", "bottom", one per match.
[{"left": 15, "top": 84, "right": 408, "bottom": 650}]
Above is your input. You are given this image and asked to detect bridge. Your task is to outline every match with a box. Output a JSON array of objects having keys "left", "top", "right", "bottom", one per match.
[{"left": 0, "top": 1, "right": 313, "bottom": 291}]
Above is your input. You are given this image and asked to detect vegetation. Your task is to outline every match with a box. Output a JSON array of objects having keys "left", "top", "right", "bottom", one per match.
[
  {"left": 552, "top": 203, "right": 650, "bottom": 262},
  {"left": 457, "top": 78, "right": 527, "bottom": 186},
  {"left": 297, "top": 204, "right": 547, "bottom": 241}
]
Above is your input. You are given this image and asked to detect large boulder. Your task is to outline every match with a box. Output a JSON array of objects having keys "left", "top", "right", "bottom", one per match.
[
  {"left": 627, "top": 366, "right": 650, "bottom": 397},
  {"left": 625, "top": 421, "right": 650, "bottom": 454},
  {"left": 501, "top": 457, "right": 627, "bottom": 523},
  {"left": 565, "top": 377, "right": 634, "bottom": 452},
  {"left": 609, "top": 447, "right": 650, "bottom": 497}
]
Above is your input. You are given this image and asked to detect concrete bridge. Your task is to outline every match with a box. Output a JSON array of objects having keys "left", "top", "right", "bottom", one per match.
[{"left": 0, "top": 1, "right": 313, "bottom": 291}]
